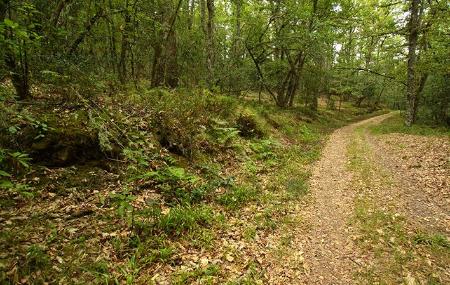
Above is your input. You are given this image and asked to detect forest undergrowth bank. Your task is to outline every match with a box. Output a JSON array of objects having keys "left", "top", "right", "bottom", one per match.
[{"left": 0, "top": 86, "right": 386, "bottom": 284}]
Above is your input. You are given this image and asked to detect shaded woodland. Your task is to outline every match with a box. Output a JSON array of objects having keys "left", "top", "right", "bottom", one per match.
[{"left": 0, "top": 0, "right": 449, "bottom": 284}]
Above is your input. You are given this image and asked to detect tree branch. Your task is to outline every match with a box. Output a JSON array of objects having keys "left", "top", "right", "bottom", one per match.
[
  {"left": 245, "top": 44, "right": 277, "bottom": 103},
  {"left": 335, "top": 67, "right": 407, "bottom": 86}
]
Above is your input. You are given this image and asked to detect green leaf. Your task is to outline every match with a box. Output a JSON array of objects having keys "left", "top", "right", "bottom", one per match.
[
  {"left": 3, "top": 18, "right": 18, "bottom": 29},
  {"left": 0, "top": 180, "right": 13, "bottom": 189},
  {"left": 0, "top": 170, "right": 11, "bottom": 177},
  {"left": 8, "top": 126, "right": 18, "bottom": 134}
]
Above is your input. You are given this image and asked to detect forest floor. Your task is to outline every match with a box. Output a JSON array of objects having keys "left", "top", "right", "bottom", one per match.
[
  {"left": 1, "top": 92, "right": 449, "bottom": 284},
  {"left": 291, "top": 112, "right": 449, "bottom": 284}
]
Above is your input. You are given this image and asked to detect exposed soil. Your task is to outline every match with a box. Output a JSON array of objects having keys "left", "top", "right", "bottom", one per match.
[
  {"left": 294, "top": 113, "right": 394, "bottom": 284},
  {"left": 293, "top": 113, "right": 449, "bottom": 284}
]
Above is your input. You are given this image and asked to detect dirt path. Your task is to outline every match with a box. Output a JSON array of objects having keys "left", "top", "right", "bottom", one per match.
[
  {"left": 296, "top": 113, "right": 394, "bottom": 284},
  {"left": 294, "top": 112, "right": 450, "bottom": 284}
]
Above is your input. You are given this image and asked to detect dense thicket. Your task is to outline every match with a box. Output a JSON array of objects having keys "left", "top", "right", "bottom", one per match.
[{"left": 0, "top": 0, "right": 449, "bottom": 124}]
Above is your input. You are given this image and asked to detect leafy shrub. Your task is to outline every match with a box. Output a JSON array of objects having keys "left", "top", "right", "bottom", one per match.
[
  {"left": 138, "top": 166, "right": 202, "bottom": 204},
  {"left": 109, "top": 188, "right": 136, "bottom": 227},
  {"left": 208, "top": 118, "right": 240, "bottom": 147},
  {"left": 249, "top": 139, "right": 278, "bottom": 160},
  {"left": 0, "top": 148, "right": 34, "bottom": 198},
  {"left": 298, "top": 125, "right": 319, "bottom": 143},
  {"left": 148, "top": 89, "right": 238, "bottom": 159}
]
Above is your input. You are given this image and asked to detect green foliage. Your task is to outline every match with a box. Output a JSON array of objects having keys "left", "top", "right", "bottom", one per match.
[
  {"left": 174, "top": 265, "right": 220, "bottom": 285},
  {"left": 147, "top": 89, "right": 238, "bottom": 158},
  {"left": 157, "top": 205, "right": 216, "bottom": 236},
  {"left": 109, "top": 188, "right": 136, "bottom": 227},
  {"left": 25, "top": 245, "right": 50, "bottom": 273},
  {"left": 285, "top": 176, "right": 309, "bottom": 199},
  {"left": 0, "top": 148, "right": 33, "bottom": 198},
  {"left": 138, "top": 166, "right": 203, "bottom": 204},
  {"left": 249, "top": 139, "right": 278, "bottom": 161},
  {"left": 413, "top": 232, "right": 450, "bottom": 249},
  {"left": 217, "top": 185, "right": 259, "bottom": 210},
  {"left": 420, "top": 75, "right": 450, "bottom": 125},
  {"left": 209, "top": 119, "right": 240, "bottom": 146},
  {"left": 1, "top": 108, "right": 53, "bottom": 142},
  {"left": 116, "top": 255, "right": 141, "bottom": 284},
  {"left": 89, "top": 110, "right": 123, "bottom": 154},
  {"left": 370, "top": 114, "right": 449, "bottom": 137},
  {"left": 298, "top": 125, "right": 320, "bottom": 143}
]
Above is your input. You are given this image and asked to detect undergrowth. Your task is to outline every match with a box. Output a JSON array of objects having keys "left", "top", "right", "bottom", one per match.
[
  {"left": 370, "top": 113, "right": 450, "bottom": 137},
  {"left": 0, "top": 86, "right": 385, "bottom": 284}
]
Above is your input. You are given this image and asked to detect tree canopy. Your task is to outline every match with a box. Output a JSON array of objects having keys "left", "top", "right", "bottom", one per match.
[{"left": 0, "top": 0, "right": 449, "bottom": 123}]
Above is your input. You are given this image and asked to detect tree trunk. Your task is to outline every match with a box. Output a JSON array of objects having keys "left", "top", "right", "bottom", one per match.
[
  {"left": 205, "top": 0, "right": 215, "bottom": 89},
  {"left": 107, "top": 0, "right": 117, "bottom": 74},
  {"left": 1, "top": 0, "right": 30, "bottom": 100},
  {"left": 150, "top": 0, "right": 182, "bottom": 88},
  {"left": 151, "top": 44, "right": 165, "bottom": 87},
  {"left": 405, "top": 0, "right": 421, "bottom": 126},
  {"left": 118, "top": 0, "right": 130, "bottom": 84},
  {"left": 69, "top": 9, "right": 103, "bottom": 56},
  {"left": 187, "top": 0, "right": 195, "bottom": 30},
  {"left": 52, "top": 0, "right": 72, "bottom": 26},
  {"left": 232, "top": 0, "right": 242, "bottom": 59},
  {"left": 165, "top": 28, "right": 179, "bottom": 88}
]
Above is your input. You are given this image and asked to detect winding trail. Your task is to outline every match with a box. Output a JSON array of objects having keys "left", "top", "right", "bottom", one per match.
[{"left": 297, "top": 113, "right": 394, "bottom": 284}]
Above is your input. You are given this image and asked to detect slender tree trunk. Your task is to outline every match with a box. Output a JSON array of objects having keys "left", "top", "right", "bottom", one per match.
[
  {"left": 205, "top": 0, "right": 215, "bottom": 88},
  {"left": 108, "top": 0, "right": 117, "bottom": 74},
  {"left": 276, "top": 0, "right": 316, "bottom": 108},
  {"left": 231, "top": 0, "right": 242, "bottom": 95},
  {"left": 405, "top": 0, "right": 421, "bottom": 126},
  {"left": 232, "top": 0, "right": 242, "bottom": 58},
  {"left": 187, "top": 0, "right": 195, "bottom": 30},
  {"left": 1, "top": 0, "right": 30, "bottom": 100},
  {"left": 118, "top": 0, "right": 130, "bottom": 84},
  {"left": 69, "top": 9, "right": 103, "bottom": 55},
  {"left": 52, "top": 0, "right": 72, "bottom": 26},
  {"left": 151, "top": 0, "right": 182, "bottom": 88}
]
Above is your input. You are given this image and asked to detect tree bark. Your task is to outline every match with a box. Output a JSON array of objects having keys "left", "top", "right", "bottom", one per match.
[
  {"left": 118, "top": 0, "right": 130, "bottom": 84},
  {"left": 107, "top": 0, "right": 118, "bottom": 74},
  {"left": 205, "top": 0, "right": 215, "bottom": 88},
  {"left": 150, "top": 0, "right": 182, "bottom": 88},
  {"left": 232, "top": 0, "right": 242, "bottom": 59},
  {"left": 69, "top": 9, "right": 104, "bottom": 56},
  {"left": 187, "top": 0, "right": 195, "bottom": 30},
  {"left": 52, "top": 0, "right": 72, "bottom": 26},
  {"left": 1, "top": 0, "right": 30, "bottom": 100},
  {"left": 405, "top": 0, "right": 421, "bottom": 126}
]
